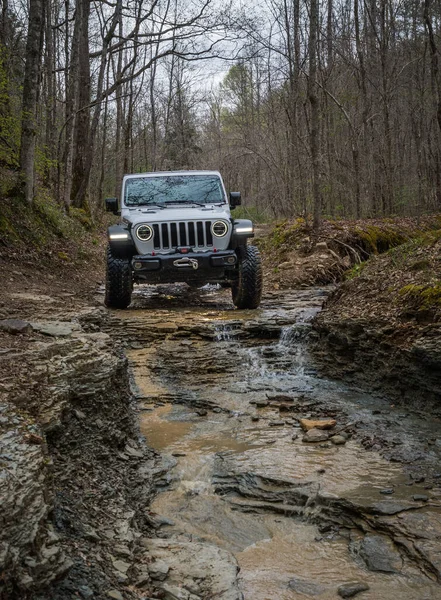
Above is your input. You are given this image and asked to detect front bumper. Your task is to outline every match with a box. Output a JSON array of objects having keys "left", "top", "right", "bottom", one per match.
[{"left": 131, "top": 250, "right": 237, "bottom": 282}]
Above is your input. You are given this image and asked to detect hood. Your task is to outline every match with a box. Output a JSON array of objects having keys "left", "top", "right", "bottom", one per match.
[{"left": 122, "top": 205, "right": 231, "bottom": 226}]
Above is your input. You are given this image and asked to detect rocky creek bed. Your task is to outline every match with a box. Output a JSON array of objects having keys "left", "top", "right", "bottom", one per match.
[{"left": 1, "top": 284, "right": 441, "bottom": 599}]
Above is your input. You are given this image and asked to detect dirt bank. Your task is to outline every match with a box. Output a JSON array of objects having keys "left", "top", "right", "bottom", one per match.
[{"left": 313, "top": 231, "right": 441, "bottom": 407}]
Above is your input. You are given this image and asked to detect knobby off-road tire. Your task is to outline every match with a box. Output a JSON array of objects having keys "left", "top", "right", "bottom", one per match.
[
  {"left": 232, "top": 245, "right": 263, "bottom": 309},
  {"left": 104, "top": 245, "right": 133, "bottom": 309}
]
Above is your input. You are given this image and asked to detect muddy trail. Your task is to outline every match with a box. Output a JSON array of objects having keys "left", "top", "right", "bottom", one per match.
[{"left": 101, "top": 284, "right": 441, "bottom": 600}]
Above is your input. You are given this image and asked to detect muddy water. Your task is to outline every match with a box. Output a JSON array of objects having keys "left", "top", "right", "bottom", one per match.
[{"left": 120, "top": 285, "right": 441, "bottom": 599}]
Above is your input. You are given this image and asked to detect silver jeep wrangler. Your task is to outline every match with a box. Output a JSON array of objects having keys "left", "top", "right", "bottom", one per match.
[{"left": 104, "top": 170, "right": 262, "bottom": 309}]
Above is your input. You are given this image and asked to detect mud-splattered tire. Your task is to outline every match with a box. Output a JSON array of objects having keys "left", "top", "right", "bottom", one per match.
[
  {"left": 104, "top": 245, "right": 132, "bottom": 309},
  {"left": 231, "top": 245, "right": 263, "bottom": 309}
]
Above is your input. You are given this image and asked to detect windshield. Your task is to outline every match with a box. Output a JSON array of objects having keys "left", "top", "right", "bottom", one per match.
[{"left": 124, "top": 175, "right": 225, "bottom": 206}]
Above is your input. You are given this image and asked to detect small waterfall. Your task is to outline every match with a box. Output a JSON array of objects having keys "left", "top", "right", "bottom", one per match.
[{"left": 278, "top": 324, "right": 311, "bottom": 375}]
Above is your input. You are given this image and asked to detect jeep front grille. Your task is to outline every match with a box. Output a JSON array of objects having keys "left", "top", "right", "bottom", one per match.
[{"left": 152, "top": 221, "right": 214, "bottom": 250}]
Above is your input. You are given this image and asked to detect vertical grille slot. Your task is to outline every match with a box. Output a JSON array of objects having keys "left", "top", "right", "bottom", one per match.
[
  {"left": 188, "top": 222, "right": 196, "bottom": 246},
  {"left": 161, "top": 223, "right": 169, "bottom": 248},
  {"left": 153, "top": 224, "right": 160, "bottom": 249},
  {"left": 179, "top": 223, "right": 187, "bottom": 246},
  {"left": 205, "top": 221, "right": 213, "bottom": 246},
  {"left": 196, "top": 222, "right": 204, "bottom": 247},
  {"left": 170, "top": 223, "right": 178, "bottom": 247}
]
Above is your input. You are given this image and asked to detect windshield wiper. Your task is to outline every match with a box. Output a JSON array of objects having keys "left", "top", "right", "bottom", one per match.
[
  {"left": 129, "top": 203, "right": 165, "bottom": 209},
  {"left": 164, "top": 200, "right": 209, "bottom": 207}
]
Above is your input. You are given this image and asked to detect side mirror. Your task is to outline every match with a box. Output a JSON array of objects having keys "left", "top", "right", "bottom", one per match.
[
  {"left": 229, "top": 192, "right": 241, "bottom": 208},
  {"left": 105, "top": 197, "right": 119, "bottom": 215}
]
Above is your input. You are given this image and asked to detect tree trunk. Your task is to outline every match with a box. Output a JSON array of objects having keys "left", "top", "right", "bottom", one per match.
[
  {"left": 308, "top": 0, "right": 321, "bottom": 229},
  {"left": 71, "top": 0, "right": 91, "bottom": 210},
  {"left": 19, "top": 0, "right": 45, "bottom": 203}
]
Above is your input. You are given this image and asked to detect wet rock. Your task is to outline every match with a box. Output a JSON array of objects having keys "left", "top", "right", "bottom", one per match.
[
  {"left": 380, "top": 488, "right": 394, "bottom": 495},
  {"left": 140, "top": 539, "right": 241, "bottom": 599},
  {"left": 337, "top": 582, "right": 370, "bottom": 598},
  {"left": 412, "top": 494, "right": 429, "bottom": 502},
  {"left": 288, "top": 577, "right": 327, "bottom": 596},
  {"left": 411, "top": 475, "right": 425, "bottom": 483},
  {"left": 353, "top": 535, "right": 402, "bottom": 573},
  {"left": 299, "top": 418, "right": 336, "bottom": 431},
  {"left": 330, "top": 435, "right": 347, "bottom": 445},
  {"left": 0, "top": 318, "right": 33, "bottom": 335},
  {"left": 303, "top": 428, "right": 329, "bottom": 443}
]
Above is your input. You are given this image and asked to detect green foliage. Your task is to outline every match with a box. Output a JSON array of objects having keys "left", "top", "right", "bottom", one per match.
[
  {"left": 0, "top": 48, "right": 20, "bottom": 168},
  {"left": 35, "top": 145, "right": 57, "bottom": 178},
  {"left": 69, "top": 206, "right": 93, "bottom": 230},
  {"left": 345, "top": 262, "right": 367, "bottom": 280},
  {"left": 0, "top": 187, "right": 94, "bottom": 250}
]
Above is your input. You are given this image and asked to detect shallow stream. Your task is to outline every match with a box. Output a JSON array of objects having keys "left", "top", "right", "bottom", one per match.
[{"left": 117, "top": 285, "right": 441, "bottom": 599}]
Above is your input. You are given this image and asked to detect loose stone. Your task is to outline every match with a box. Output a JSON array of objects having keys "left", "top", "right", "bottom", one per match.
[
  {"left": 338, "top": 582, "right": 370, "bottom": 598},
  {"left": 380, "top": 488, "right": 394, "bottom": 495},
  {"left": 269, "top": 420, "right": 285, "bottom": 426},
  {"left": 412, "top": 494, "right": 429, "bottom": 502},
  {"left": 330, "top": 435, "right": 347, "bottom": 445},
  {"left": 0, "top": 319, "right": 33, "bottom": 334},
  {"left": 303, "top": 428, "right": 329, "bottom": 443}
]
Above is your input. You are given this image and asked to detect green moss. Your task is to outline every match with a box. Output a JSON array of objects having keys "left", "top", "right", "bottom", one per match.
[
  {"left": 356, "top": 225, "right": 408, "bottom": 254},
  {"left": 399, "top": 284, "right": 441, "bottom": 309}
]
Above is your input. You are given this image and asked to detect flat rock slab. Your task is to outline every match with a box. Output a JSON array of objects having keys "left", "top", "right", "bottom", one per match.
[
  {"left": 140, "top": 538, "right": 242, "bottom": 600},
  {"left": 300, "top": 418, "right": 336, "bottom": 431},
  {"left": 0, "top": 319, "right": 33, "bottom": 335},
  {"left": 31, "top": 321, "right": 81, "bottom": 337}
]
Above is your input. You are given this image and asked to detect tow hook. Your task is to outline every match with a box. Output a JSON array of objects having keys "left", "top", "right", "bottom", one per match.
[{"left": 173, "top": 257, "right": 199, "bottom": 270}]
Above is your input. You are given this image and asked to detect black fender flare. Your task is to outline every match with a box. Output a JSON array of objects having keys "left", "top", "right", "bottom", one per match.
[
  {"left": 107, "top": 224, "right": 136, "bottom": 259},
  {"left": 230, "top": 219, "right": 254, "bottom": 249}
]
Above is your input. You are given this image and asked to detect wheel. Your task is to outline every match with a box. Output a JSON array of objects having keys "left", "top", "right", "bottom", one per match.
[
  {"left": 104, "top": 245, "right": 133, "bottom": 309},
  {"left": 231, "top": 245, "right": 263, "bottom": 309}
]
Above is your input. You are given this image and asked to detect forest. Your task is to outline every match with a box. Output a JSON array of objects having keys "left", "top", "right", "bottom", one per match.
[{"left": 1, "top": 0, "right": 441, "bottom": 227}]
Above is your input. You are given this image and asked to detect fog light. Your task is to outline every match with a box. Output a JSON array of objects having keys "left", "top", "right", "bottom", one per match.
[
  {"left": 227, "top": 256, "right": 236, "bottom": 264},
  {"left": 134, "top": 262, "right": 143, "bottom": 270}
]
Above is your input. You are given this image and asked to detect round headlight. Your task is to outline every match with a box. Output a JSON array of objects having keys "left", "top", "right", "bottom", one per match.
[
  {"left": 212, "top": 220, "right": 228, "bottom": 237},
  {"left": 136, "top": 224, "right": 153, "bottom": 242}
]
